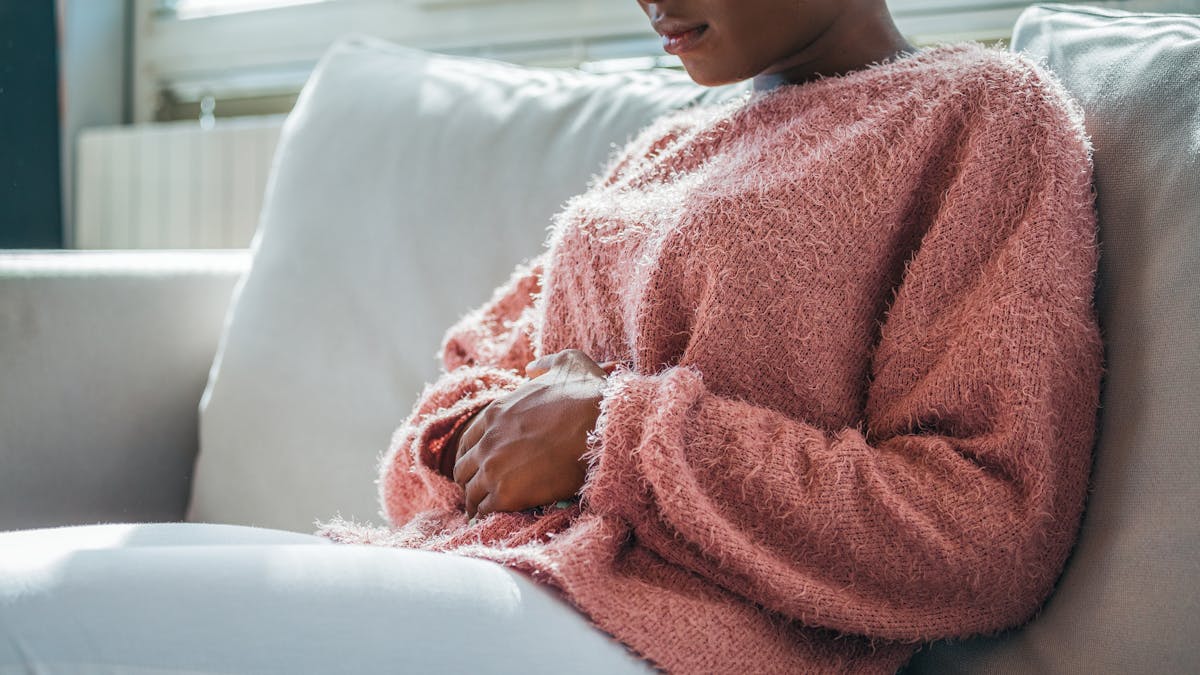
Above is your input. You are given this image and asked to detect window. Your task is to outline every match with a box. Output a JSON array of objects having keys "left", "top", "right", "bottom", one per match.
[
  {"left": 136, "top": 0, "right": 1178, "bottom": 123},
  {"left": 163, "top": 0, "right": 334, "bottom": 20},
  {"left": 134, "top": 0, "right": 659, "bottom": 122}
]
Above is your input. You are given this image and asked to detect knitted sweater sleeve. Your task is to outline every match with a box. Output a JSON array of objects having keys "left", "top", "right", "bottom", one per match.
[
  {"left": 578, "top": 89, "right": 1105, "bottom": 642},
  {"left": 378, "top": 253, "right": 544, "bottom": 525}
]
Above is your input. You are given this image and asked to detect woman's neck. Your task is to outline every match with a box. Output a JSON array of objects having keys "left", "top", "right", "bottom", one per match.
[{"left": 751, "top": 10, "right": 918, "bottom": 93}]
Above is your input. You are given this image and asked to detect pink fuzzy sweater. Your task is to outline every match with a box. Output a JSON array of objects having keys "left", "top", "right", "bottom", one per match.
[{"left": 318, "top": 43, "right": 1105, "bottom": 674}]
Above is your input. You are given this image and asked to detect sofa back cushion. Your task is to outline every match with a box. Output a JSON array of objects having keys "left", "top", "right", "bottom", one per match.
[
  {"left": 187, "top": 36, "right": 747, "bottom": 532},
  {"left": 908, "top": 5, "right": 1200, "bottom": 673}
]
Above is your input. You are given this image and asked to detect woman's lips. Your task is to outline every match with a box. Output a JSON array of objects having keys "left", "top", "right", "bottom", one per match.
[{"left": 661, "top": 25, "right": 708, "bottom": 56}]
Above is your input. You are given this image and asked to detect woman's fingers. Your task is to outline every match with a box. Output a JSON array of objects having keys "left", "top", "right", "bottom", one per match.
[
  {"left": 464, "top": 471, "right": 490, "bottom": 520},
  {"left": 527, "top": 352, "right": 620, "bottom": 379},
  {"left": 475, "top": 492, "right": 499, "bottom": 519},
  {"left": 525, "top": 358, "right": 549, "bottom": 379},
  {"left": 458, "top": 408, "right": 486, "bottom": 460},
  {"left": 452, "top": 443, "right": 479, "bottom": 489}
]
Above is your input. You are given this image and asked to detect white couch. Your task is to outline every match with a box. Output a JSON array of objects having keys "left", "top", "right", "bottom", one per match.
[{"left": 2, "top": 5, "right": 1197, "bottom": 673}]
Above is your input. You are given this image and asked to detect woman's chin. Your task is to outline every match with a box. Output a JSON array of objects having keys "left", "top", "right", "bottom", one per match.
[{"left": 681, "top": 65, "right": 741, "bottom": 88}]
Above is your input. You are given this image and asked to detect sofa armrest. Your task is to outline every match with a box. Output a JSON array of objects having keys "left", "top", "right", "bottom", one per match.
[{"left": 0, "top": 250, "right": 248, "bottom": 531}]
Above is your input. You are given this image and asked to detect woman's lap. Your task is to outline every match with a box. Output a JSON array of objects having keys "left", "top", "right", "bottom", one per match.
[{"left": 0, "top": 522, "right": 655, "bottom": 674}]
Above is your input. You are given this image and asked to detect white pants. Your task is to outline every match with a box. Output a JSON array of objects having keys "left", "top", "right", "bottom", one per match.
[{"left": 0, "top": 523, "right": 657, "bottom": 674}]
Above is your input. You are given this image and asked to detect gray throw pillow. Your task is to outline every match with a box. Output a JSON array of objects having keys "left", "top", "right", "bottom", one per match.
[{"left": 908, "top": 5, "right": 1200, "bottom": 673}]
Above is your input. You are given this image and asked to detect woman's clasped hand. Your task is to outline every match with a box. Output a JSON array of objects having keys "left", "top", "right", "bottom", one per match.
[{"left": 449, "top": 349, "right": 621, "bottom": 519}]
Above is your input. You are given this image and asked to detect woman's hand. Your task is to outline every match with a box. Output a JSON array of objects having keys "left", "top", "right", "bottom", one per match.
[{"left": 452, "top": 349, "right": 618, "bottom": 519}]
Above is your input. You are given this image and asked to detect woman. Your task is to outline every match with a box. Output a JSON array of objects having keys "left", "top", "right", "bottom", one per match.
[{"left": 320, "top": 0, "right": 1105, "bottom": 673}]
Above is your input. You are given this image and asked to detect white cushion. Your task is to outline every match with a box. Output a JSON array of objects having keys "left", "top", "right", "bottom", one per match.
[
  {"left": 188, "top": 35, "right": 747, "bottom": 532},
  {"left": 909, "top": 5, "right": 1200, "bottom": 673},
  {"left": 0, "top": 251, "right": 246, "bottom": 530}
]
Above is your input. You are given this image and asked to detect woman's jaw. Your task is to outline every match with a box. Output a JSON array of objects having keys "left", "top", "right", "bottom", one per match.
[{"left": 638, "top": 0, "right": 917, "bottom": 90}]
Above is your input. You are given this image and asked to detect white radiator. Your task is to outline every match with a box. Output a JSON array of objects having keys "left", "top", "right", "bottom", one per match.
[{"left": 75, "top": 115, "right": 284, "bottom": 249}]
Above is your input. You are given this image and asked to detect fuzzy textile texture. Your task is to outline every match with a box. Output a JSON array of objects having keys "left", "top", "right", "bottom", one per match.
[{"left": 317, "top": 43, "right": 1105, "bottom": 674}]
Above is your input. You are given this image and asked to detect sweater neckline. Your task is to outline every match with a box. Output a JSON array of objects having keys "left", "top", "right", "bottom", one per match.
[
  {"left": 615, "top": 42, "right": 992, "bottom": 190},
  {"left": 727, "top": 41, "right": 985, "bottom": 113}
]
